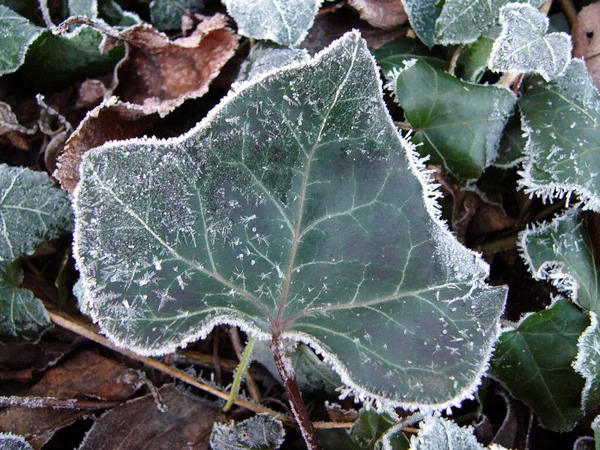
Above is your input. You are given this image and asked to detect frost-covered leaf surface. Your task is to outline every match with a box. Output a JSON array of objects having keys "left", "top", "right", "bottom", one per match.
[
  {"left": 435, "top": 0, "right": 544, "bottom": 45},
  {"left": 0, "top": 433, "right": 33, "bottom": 450},
  {"left": 371, "top": 35, "right": 449, "bottom": 75},
  {"left": 409, "top": 414, "right": 498, "bottom": 450},
  {"left": 150, "top": 0, "right": 204, "bottom": 31},
  {"left": 69, "top": 0, "right": 140, "bottom": 26},
  {"left": 0, "top": 261, "right": 51, "bottom": 343},
  {"left": 574, "top": 313, "right": 600, "bottom": 410},
  {"left": 489, "top": 299, "right": 588, "bottom": 432},
  {"left": 0, "top": 165, "right": 73, "bottom": 262},
  {"left": 0, "top": 5, "right": 44, "bottom": 76},
  {"left": 399, "top": 0, "right": 440, "bottom": 47},
  {"left": 235, "top": 42, "right": 310, "bottom": 85},
  {"left": 387, "top": 60, "right": 516, "bottom": 180},
  {"left": 223, "top": 0, "right": 322, "bottom": 47},
  {"left": 519, "top": 210, "right": 599, "bottom": 312},
  {"left": 74, "top": 32, "right": 506, "bottom": 408},
  {"left": 488, "top": 3, "right": 571, "bottom": 81},
  {"left": 518, "top": 59, "right": 600, "bottom": 212},
  {"left": 209, "top": 414, "right": 285, "bottom": 450}
]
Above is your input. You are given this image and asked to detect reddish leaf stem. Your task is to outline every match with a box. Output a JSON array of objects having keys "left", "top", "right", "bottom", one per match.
[{"left": 272, "top": 337, "right": 321, "bottom": 450}]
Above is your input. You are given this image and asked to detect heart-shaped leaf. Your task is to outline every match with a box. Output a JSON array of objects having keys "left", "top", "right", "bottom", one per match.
[
  {"left": 0, "top": 5, "right": 44, "bottom": 76},
  {"left": 488, "top": 3, "right": 571, "bottom": 81},
  {"left": 74, "top": 32, "right": 506, "bottom": 408},
  {"left": 489, "top": 299, "right": 588, "bottom": 432},
  {"left": 223, "top": 0, "right": 323, "bottom": 47},
  {"left": 518, "top": 59, "right": 600, "bottom": 212},
  {"left": 435, "top": 0, "right": 544, "bottom": 45},
  {"left": 0, "top": 261, "right": 51, "bottom": 343},
  {"left": 0, "top": 165, "right": 73, "bottom": 262},
  {"left": 385, "top": 59, "right": 516, "bottom": 180}
]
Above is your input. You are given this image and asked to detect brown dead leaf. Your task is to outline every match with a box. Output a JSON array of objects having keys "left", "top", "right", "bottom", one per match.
[
  {"left": 55, "top": 97, "right": 158, "bottom": 194},
  {"left": 325, "top": 402, "right": 359, "bottom": 422},
  {"left": 572, "top": 2, "right": 600, "bottom": 90},
  {"left": 103, "top": 14, "right": 238, "bottom": 117},
  {"left": 76, "top": 79, "right": 108, "bottom": 109},
  {"left": 78, "top": 385, "right": 221, "bottom": 450},
  {"left": 347, "top": 0, "right": 408, "bottom": 30}
]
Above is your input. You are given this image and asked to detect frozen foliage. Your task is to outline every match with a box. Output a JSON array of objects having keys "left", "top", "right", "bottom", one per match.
[
  {"left": 69, "top": 0, "right": 140, "bottom": 26},
  {"left": 150, "top": 0, "right": 204, "bottom": 31},
  {"left": 223, "top": 0, "right": 323, "bottom": 47},
  {"left": 209, "top": 414, "right": 285, "bottom": 450},
  {"left": 436, "top": 0, "right": 544, "bottom": 45},
  {"left": 519, "top": 59, "right": 600, "bottom": 212},
  {"left": 74, "top": 32, "right": 506, "bottom": 409},
  {"left": 519, "top": 210, "right": 599, "bottom": 312},
  {"left": 399, "top": 0, "right": 439, "bottom": 47},
  {"left": 488, "top": 3, "right": 571, "bottom": 81},
  {"left": 0, "top": 433, "right": 33, "bottom": 450},
  {"left": 409, "top": 414, "right": 507, "bottom": 449},
  {"left": 0, "top": 165, "right": 73, "bottom": 262},
  {"left": 235, "top": 42, "right": 310, "bottom": 85},
  {"left": 0, "top": 5, "right": 44, "bottom": 75},
  {"left": 575, "top": 313, "right": 600, "bottom": 409}
]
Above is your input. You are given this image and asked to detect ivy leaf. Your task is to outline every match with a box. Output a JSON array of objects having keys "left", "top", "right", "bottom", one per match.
[
  {"left": 0, "top": 261, "right": 51, "bottom": 343},
  {"left": 371, "top": 35, "right": 449, "bottom": 75},
  {"left": 399, "top": 0, "right": 440, "bottom": 48},
  {"left": 223, "top": 0, "right": 323, "bottom": 47},
  {"left": 0, "top": 165, "right": 73, "bottom": 262},
  {"left": 519, "top": 210, "right": 599, "bottom": 312},
  {"left": 209, "top": 414, "right": 285, "bottom": 450},
  {"left": 574, "top": 313, "right": 600, "bottom": 409},
  {"left": 386, "top": 59, "right": 516, "bottom": 180},
  {"left": 455, "top": 34, "right": 496, "bottom": 83},
  {"left": 74, "top": 32, "right": 506, "bottom": 408},
  {"left": 518, "top": 59, "right": 600, "bottom": 212},
  {"left": 349, "top": 409, "right": 409, "bottom": 450},
  {"left": 435, "top": 0, "right": 544, "bottom": 45},
  {"left": 488, "top": 3, "right": 571, "bottom": 81},
  {"left": 149, "top": 0, "right": 204, "bottom": 31},
  {"left": 489, "top": 299, "right": 588, "bottom": 432},
  {"left": 0, "top": 433, "right": 33, "bottom": 450},
  {"left": 0, "top": 5, "right": 44, "bottom": 76}
]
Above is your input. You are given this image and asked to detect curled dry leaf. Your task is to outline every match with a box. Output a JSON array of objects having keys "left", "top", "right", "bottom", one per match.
[
  {"left": 347, "top": 0, "right": 408, "bottom": 30},
  {"left": 55, "top": 15, "right": 238, "bottom": 194},
  {"left": 572, "top": 2, "right": 600, "bottom": 91}
]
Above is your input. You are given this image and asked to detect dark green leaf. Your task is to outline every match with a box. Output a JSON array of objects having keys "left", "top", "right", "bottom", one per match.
[
  {"left": 0, "top": 165, "right": 73, "bottom": 262},
  {"left": 74, "top": 32, "right": 506, "bottom": 408},
  {"left": 149, "top": 0, "right": 204, "bottom": 31},
  {"left": 400, "top": 0, "right": 440, "bottom": 47},
  {"left": 0, "top": 5, "right": 44, "bottom": 76},
  {"left": 455, "top": 34, "right": 496, "bottom": 83},
  {"left": 350, "top": 409, "right": 409, "bottom": 450},
  {"left": 387, "top": 59, "right": 516, "bottom": 180},
  {"left": 518, "top": 59, "right": 600, "bottom": 212},
  {"left": 490, "top": 300, "right": 588, "bottom": 431},
  {"left": 494, "top": 110, "right": 526, "bottom": 168},
  {"left": 371, "top": 35, "right": 448, "bottom": 76},
  {"left": 209, "top": 414, "right": 285, "bottom": 450}
]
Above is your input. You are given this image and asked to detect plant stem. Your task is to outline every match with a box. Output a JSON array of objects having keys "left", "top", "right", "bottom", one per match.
[
  {"left": 223, "top": 336, "right": 256, "bottom": 412},
  {"left": 394, "top": 121, "right": 414, "bottom": 131},
  {"left": 228, "top": 327, "right": 262, "bottom": 404},
  {"left": 272, "top": 337, "right": 321, "bottom": 450},
  {"left": 558, "top": 0, "right": 577, "bottom": 25}
]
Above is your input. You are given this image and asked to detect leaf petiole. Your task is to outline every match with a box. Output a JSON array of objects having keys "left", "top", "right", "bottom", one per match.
[{"left": 223, "top": 336, "right": 257, "bottom": 412}]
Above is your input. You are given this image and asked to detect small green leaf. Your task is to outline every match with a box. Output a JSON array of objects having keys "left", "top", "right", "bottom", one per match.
[
  {"left": 0, "top": 432, "right": 33, "bottom": 450},
  {"left": 455, "top": 34, "right": 496, "bottom": 83},
  {"left": 149, "top": 0, "right": 204, "bottom": 31},
  {"left": 400, "top": 0, "right": 440, "bottom": 47},
  {"left": 349, "top": 409, "right": 409, "bottom": 450},
  {"left": 574, "top": 313, "right": 600, "bottom": 409},
  {"left": 386, "top": 59, "right": 516, "bottom": 180},
  {"left": 519, "top": 210, "right": 598, "bottom": 312},
  {"left": 209, "top": 414, "right": 285, "bottom": 450},
  {"left": 0, "top": 261, "right": 51, "bottom": 343},
  {"left": 435, "top": 0, "right": 544, "bottom": 45},
  {"left": 223, "top": 0, "right": 323, "bottom": 47},
  {"left": 371, "top": 35, "right": 449, "bottom": 75},
  {"left": 518, "top": 59, "right": 600, "bottom": 212},
  {"left": 74, "top": 32, "right": 506, "bottom": 408},
  {"left": 0, "top": 165, "right": 73, "bottom": 262},
  {"left": 0, "top": 5, "right": 44, "bottom": 76},
  {"left": 490, "top": 299, "right": 588, "bottom": 432},
  {"left": 493, "top": 110, "right": 526, "bottom": 168},
  {"left": 488, "top": 3, "right": 571, "bottom": 81}
]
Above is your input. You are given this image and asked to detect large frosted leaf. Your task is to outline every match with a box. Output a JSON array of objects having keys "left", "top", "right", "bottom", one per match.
[
  {"left": 223, "top": 0, "right": 322, "bottom": 47},
  {"left": 0, "top": 5, "right": 44, "bottom": 76},
  {"left": 519, "top": 210, "right": 599, "bottom": 312},
  {"left": 0, "top": 165, "right": 73, "bottom": 262},
  {"left": 386, "top": 59, "right": 516, "bottom": 180},
  {"left": 74, "top": 32, "right": 506, "bottom": 409},
  {"left": 400, "top": 0, "right": 440, "bottom": 48},
  {"left": 489, "top": 299, "right": 588, "bottom": 432},
  {"left": 518, "top": 59, "right": 600, "bottom": 212},
  {"left": 435, "top": 0, "right": 544, "bottom": 45},
  {"left": 0, "top": 261, "right": 50, "bottom": 343},
  {"left": 488, "top": 3, "right": 571, "bottom": 81}
]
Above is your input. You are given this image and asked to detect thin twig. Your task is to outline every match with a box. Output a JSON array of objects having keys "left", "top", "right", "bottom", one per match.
[
  {"left": 46, "top": 309, "right": 294, "bottom": 425},
  {"left": 224, "top": 336, "right": 257, "bottom": 412},
  {"left": 228, "top": 327, "right": 262, "bottom": 404},
  {"left": 313, "top": 421, "right": 354, "bottom": 429},
  {"left": 212, "top": 330, "right": 222, "bottom": 386},
  {"left": 53, "top": 16, "right": 122, "bottom": 40},
  {"left": 558, "top": 0, "right": 578, "bottom": 25},
  {"left": 448, "top": 44, "right": 464, "bottom": 76}
]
